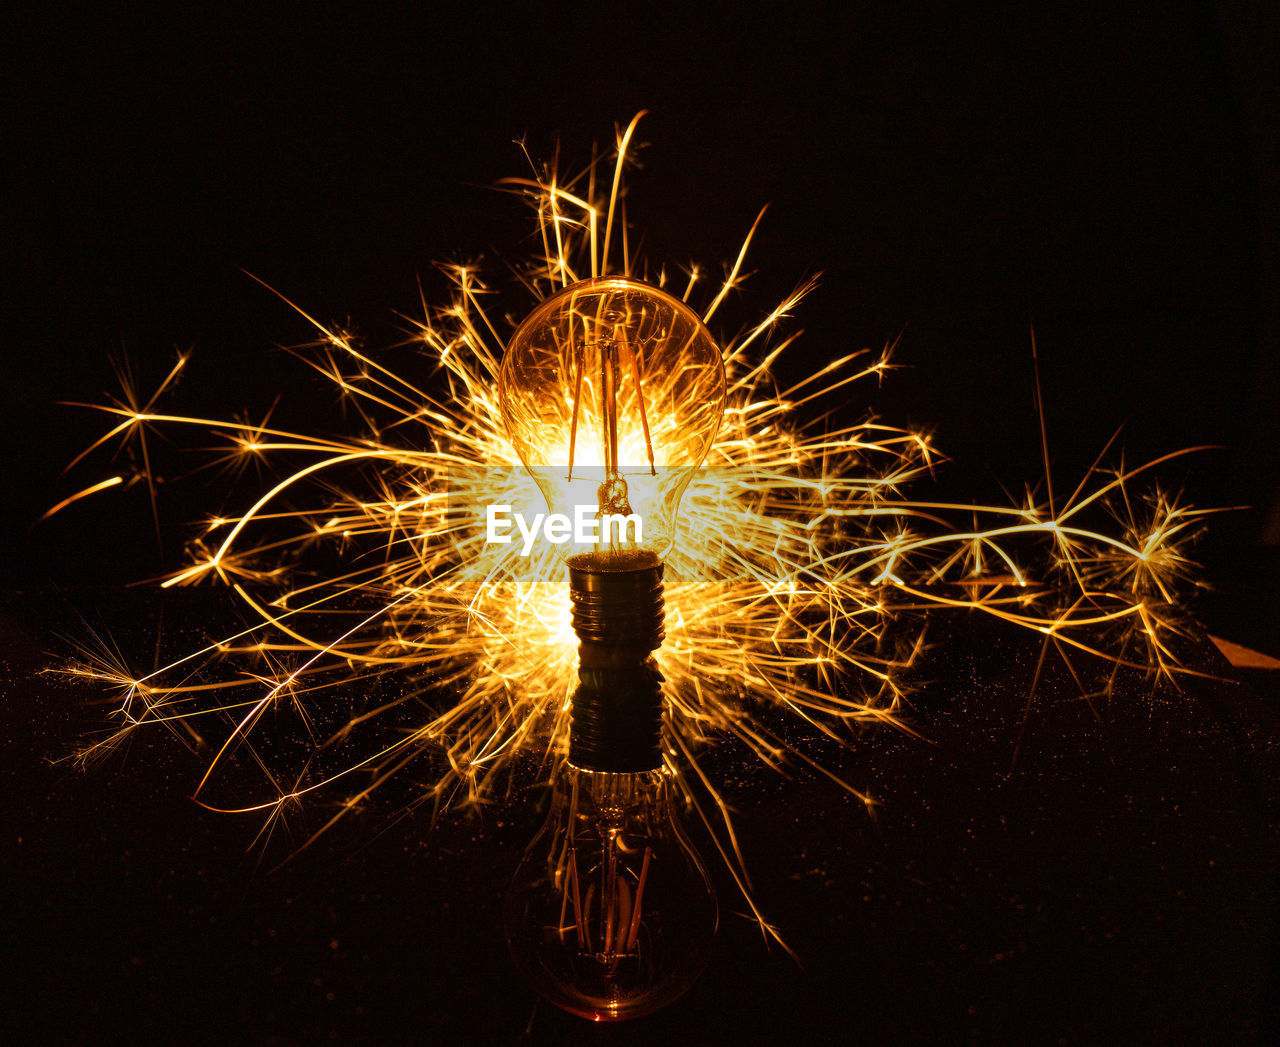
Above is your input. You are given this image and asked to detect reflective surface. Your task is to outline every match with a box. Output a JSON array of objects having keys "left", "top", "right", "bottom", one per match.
[{"left": 6, "top": 587, "right": 1279, "bottom": 1044}]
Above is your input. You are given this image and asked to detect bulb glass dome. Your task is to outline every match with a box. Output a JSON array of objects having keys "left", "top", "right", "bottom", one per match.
[
  {"left": 499, "top": 278, "right": 726, "bottom": 566},
  {"left": 505, "top": 766, "right": 718, "bottom": 1021}
]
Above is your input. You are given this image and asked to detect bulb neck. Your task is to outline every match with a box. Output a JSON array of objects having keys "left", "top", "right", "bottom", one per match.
[{"left": 566, "top": 556, "right": 665, "bottom": 773}]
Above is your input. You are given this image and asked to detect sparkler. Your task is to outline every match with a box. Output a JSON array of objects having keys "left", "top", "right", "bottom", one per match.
[{"left": 53, "top": 113, "right": 1213, "bottom": 968}]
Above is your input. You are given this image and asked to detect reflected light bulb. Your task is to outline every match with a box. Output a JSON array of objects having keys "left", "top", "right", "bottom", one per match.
[
  {"left": 499, "top": 278, "right": 726, "bottom": 1020},
  {"left": 504, "top": 765, "right": 718, "bottom": 1022}
]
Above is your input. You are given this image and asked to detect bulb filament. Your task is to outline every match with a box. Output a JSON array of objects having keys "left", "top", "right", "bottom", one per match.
[
  {"left": 566, "top": 336, "right": 658, "bottom": 499},
  {"left": 561, "top": 825, "right": 655, "bottom": 969}
]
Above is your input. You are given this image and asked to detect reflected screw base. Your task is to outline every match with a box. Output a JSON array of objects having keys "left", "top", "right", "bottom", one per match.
[{"left": 567, "top": 558, "right": 665, "bottom": 773}]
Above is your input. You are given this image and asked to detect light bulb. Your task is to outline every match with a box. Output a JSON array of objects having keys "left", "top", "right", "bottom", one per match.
[
  {"left": 498, "top": 277, "right": 726, "bottom": 569},
  {"left": 498, "top": 278, "right": 726, "bottom": 1020},
  {"left": 504, "top": 765, "right": 718, "bottom": 1022}
]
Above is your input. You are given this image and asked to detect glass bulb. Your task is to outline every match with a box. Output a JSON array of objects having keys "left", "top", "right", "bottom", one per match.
[
  {"left": 499, "top": 278, "right": 724, "bottom": 1020},
  {"left": 498, "top": 277, "right": 726, "bottom": 566},
  {"left": 504, "top": 765, "right": 718, "bottom": 1022}
]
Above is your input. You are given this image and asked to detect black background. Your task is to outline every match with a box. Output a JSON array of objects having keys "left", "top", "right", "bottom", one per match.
[
  {"left": 4, "top": 3, "right": 1279, "bottom": 1044},
  {"left": 5, "top": 3, "right": 1278, "bottom": 648}
]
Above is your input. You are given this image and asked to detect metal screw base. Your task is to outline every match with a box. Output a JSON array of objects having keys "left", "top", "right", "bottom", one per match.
[{"left": 566, "top": 555, "right": 665, "bottom": 773}]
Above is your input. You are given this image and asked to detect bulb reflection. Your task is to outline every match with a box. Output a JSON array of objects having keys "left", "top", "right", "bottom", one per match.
[{"left": 505, "top": 765, "right": 718, "bottom": 1021}]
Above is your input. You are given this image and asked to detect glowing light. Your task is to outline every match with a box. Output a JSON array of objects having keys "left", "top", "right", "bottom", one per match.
[
  {"left": 499, "top": 276, "right": 726, "bottom": 565},
  {"left": 51, "top": 112, "right": 1214, "bottom": 945}
]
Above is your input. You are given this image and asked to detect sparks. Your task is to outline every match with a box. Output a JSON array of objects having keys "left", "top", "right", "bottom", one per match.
[{"left": 51, "top": 114, "right": 1215, "bottom": 944}]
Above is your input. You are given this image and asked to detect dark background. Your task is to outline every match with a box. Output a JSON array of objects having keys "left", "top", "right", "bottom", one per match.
[
  {"left": 4, "top": 3, "right": 1278, "bottom": 651},
  {"left": 3, "top": 3, "right": 1279, "bottom": 1044}
]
